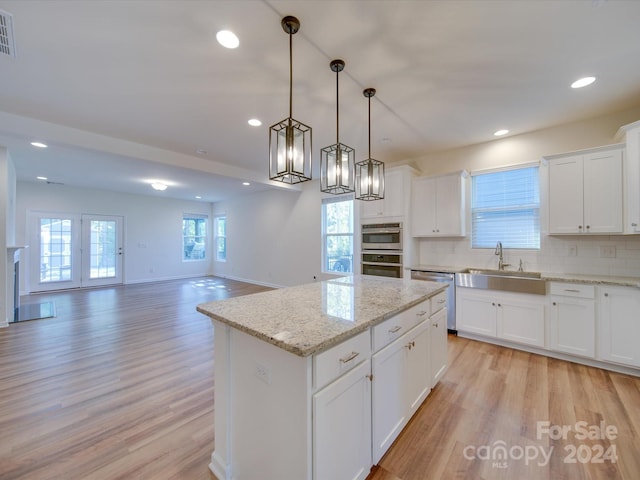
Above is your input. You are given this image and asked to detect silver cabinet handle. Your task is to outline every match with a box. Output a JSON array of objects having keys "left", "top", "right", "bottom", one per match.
[
  {"left": 405, "top": 341, "right": 416, "bottom": 350},
  {"left": 433, "top": 322, "right": 439, "bottom": 328},
  {"left": 339, "top": 351, "right": 359, "bottom": 363},
  {"left": 416, "top": 311, "right": 428, "bottom": 317},
  {"left": 388, "top": 325, "right": 402, "bottom": 333},
  {"left": 564, "top": 289, "right": 581, "bottom": 293},
  {"left": 437, "top": 299, "right": 446, "bottom": 304}
]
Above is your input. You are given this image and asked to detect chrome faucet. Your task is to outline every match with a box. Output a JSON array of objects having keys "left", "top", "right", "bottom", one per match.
[{"left": 495, "top": 241, "right": 510, "bottom": 270}]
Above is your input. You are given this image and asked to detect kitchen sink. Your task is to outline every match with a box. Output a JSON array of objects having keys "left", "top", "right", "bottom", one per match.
[{"left": 456, "top": 268, "right": 547, "bottom": 295}]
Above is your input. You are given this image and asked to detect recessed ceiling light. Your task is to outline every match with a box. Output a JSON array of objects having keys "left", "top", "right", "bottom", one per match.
[
  {"left": 37, "top": 176, "right": 48, "bottom": 181},
  {"left": 242, "top": 182, "right": 251, "bottom": 186},
  {"left": 571, "top": 76, "right": 596, "bottom": 89},
  {"left": 195, "top": 195, "right": 202, "bottom": 199},
  {"left": 216, "top": 30, "right": 239, "bottom": 49},
  {"left": 31, "top": 141, "right": 48, "bottom": 148},
  {"left": 494, "top": 129, "right": 509, "bottom": 136},
  {"left": 248, "top": 119, "right": 262, "bottom": 127},
  {"left": 151, "top": 182, "right": 168, "bottom": 191}
]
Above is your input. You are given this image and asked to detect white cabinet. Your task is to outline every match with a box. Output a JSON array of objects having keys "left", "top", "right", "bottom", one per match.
[
  {"left": 361, "top": 167, "right": 414, "bottom": 220},
  {"left": 598, "top": 286, "right": 640, "bottom": 368},
  {"left": 313, "top": 359, "right": 372, "bottom": 480},
  {"left": 547, "top": 145, "right": 624, "bottom": 234},
  {"left": 548, "top": 283, "right": 596, "bottom": 358},
  {"left": 411, "top": 172, "right": 466, "bottom": 237},
  {"left": 456, "top": 288, "right": 545, "bottom": 347},
  {"left": 372, "top": 318, "right": 431, "bottom": 463},
  {"left": 430, "top": 307, "right": 448, "bottom": 386},
  {"left": 616, "top": 120, "right": 640, "bottom": 233}
]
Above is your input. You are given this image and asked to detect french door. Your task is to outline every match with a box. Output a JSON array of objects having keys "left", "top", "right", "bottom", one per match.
[{"left": 29, "top": 213, "right": 124, "bottom": 292}]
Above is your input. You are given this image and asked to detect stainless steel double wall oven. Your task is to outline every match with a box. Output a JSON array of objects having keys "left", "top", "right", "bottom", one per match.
[{"left": 361, "top": 223, "right": 403, "bottom": 278}]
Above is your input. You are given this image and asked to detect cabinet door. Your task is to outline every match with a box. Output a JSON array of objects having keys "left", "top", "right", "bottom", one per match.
[
  {"left": 497, "top": 295, "right": 545, "bottom": 348},
  {"left": 549, "top": 297, "right": 595, "bottom": 357},
  {"left": 456, "top": 288, "right": 497, "bottom": 337},
  {"left": 583, "top": 150, "right": 623, "bottom": 233},
  {"left": 410, "top": 176, "right": 437, "bottom": 236},
  {"left": 313, "top": 359, "right": 372, "bottom": 480},
  {"left": 548, "top": 155, "right": 583, "bottom": 234},
  {"left": 372, "top": 336, "right": 407, "bottom": 463},
  {"left": 599, "top": 287, "right": 640, "bottom": 367},
  {"left": 430, "top": 307, "right": 448, "bottom": 387},
  {"left": 435, "top": 174, "right": 464, "bottom": 236},
  {"left": 405, "top": 320, "right": 431, "bottom": 417}
]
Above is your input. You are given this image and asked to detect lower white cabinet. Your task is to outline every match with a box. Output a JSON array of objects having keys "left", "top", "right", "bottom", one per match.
[
  {"left": 548, "top": 283, "right": 595, "bottom": 358},
  {"left": 313, "top": 359, "right": 372, "bottom": 480},
  {"left": 430, "top": 307, "right": 448, "bottom": 386},
  {"left": 598, "top": 286, "right": 640, "bottom": 368},
  {"left": 457, "top": 288, "right": 545, "bottom": 347},
  {"left": 372, "top": 319, "right": 431, "bottom": 463}
]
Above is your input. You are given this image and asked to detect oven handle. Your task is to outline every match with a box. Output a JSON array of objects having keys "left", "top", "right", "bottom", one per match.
[{"left": 362, "top": 261, "right": 403, "bottom": 267}]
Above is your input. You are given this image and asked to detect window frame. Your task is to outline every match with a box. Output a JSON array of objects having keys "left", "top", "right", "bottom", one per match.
[
  {"left": 471, "top": 163, "right": 541, "bottom": 250},
  {"left": 321, "top": 195, "right": 354, "bottom": 274},
  {"left": 214, "top": 215, "right": 227, "bottom": 262},
  {"left": 182, "top": 213, "right": 208, "bottom": 262}
]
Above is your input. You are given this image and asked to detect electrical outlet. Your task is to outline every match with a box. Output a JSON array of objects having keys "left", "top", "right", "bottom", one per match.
[
  {"left": 255, "top": 362, "right": 272, "bottom": 385},
  {"left": 600, "top": 246, "right": 616, "bottom": 258},
  {"left": 568, "top": 245, "right": 577, "bottom": 257}
]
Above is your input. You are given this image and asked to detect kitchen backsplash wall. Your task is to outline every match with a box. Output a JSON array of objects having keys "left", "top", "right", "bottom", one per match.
[{"left": 417, "top": 235, "right": 640, "bottom": 277}]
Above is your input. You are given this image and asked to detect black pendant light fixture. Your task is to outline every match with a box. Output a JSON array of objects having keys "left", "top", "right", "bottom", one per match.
[
  {"left": 320, "top": 59, "right": 355, "bottom": 194},
  {"left": 355, "top": 88, "right": 385, "bottom": 201},
  {"left": 269, "top": 16, "right": 312, "bottom": 184}
]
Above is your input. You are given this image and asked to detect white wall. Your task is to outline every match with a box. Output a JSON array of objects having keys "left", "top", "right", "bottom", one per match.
[
  {"left": 16, "top": 182, "right": 214, "bottom": 291},
  {"left": 212, "top": 180, "right": 335, "bottom": 288},
  {"left": 401, "top": 107, "right": 640, "bottom": 277}
]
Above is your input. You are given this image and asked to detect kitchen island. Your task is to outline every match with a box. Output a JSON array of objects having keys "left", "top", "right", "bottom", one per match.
[{"left": 197, "top": 275, "right": 448, "bottom": 480}]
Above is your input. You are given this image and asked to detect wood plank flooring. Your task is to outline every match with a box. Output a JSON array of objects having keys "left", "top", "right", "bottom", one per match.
[
  {"left": 0, "top": 277, "right": 272, "bottom": 480},
  {"left": 2, "top": 276, "right": 639, "bottom": 479}
]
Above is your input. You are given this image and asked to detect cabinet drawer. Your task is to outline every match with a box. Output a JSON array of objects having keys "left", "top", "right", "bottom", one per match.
[
  {"left": 430, "top": 290, "right": 447, "bottom": 314},
  {"left": 314, "top": 330, "right": 371, "bottom": 390},
  {"left": 548, "top": 282, "right": 595, "bottom": 299},
  {"left": 372, "top": 301, "right": 429, "bottom": 352}
]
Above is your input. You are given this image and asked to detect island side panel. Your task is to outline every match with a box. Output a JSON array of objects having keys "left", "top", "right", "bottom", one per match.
[
  {"left": 210, "top": 320, "right": 232, "bottom": 479},
  {"left": 222, "top": 323, "right": 313, "bottom": 480}
]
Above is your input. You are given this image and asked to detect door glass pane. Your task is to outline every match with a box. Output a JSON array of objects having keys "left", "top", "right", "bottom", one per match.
[
  {"left": 40, "top": 218, "right": 72, "bottom": 282},
  {"left": 89, "top": 220, "right": 117, "bottom": 279}
]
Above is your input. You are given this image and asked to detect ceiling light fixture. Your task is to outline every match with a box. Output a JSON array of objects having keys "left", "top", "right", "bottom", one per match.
[
  {"left": 356, "top": 88, "right": 385, "bottom": 201},
  {"left": 494, "top": 129, "right": 509, "bottom": 136},
  {"left": 216, "top": 30, "right": 239, "bottom": 49},
  {"left": 321, "top": 59, "right": 355, "bottom": 195},
  {"left": 269, "top": 16, "right": 312, "bottom": 184},
  {"left": 248, "top": 118, "right": 262, "bottom": 127},
  {"left": 242, "top": 182, "right": 251, "bottom": 186},
  {"left": 36, "top": 176, "right": 48, "bottom": 180},
  {"left": 571, "top": 76, "right": 596, "bottom": 89},
  {"left": 31, "top": 141, "right": 47, "bottom": 148},
  {"left": 151, "top": 182, "right": 168, "bottom": 191}
]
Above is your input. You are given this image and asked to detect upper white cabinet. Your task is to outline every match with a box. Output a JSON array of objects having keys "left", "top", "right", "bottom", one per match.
[
  {"left": 360, "top": 166, "right": 415, "bottom": 221},
  {"left": 411, "top": 171, "right": 466, "bottom": 237},
  {"left": 616, "top": 120, "right": 640, "bottom": 233},
  {"left": 546, "top": 144, "right": 624, "bottom": 234}
]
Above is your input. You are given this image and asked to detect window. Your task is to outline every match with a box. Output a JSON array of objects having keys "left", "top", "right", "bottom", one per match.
[
  {"left": 214, "top": 216, "right": 227, "bottom": 262},
  {"left": 471, "top": 165, "right": 540, "bottom": 249},
  {"left": 322, "top": 197, "right": 354, "bottom": 273},
  {"left": 183, "top": 214, "right": 208, "bottom": 261}
]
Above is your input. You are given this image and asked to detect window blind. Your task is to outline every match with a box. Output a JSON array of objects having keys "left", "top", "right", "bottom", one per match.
[{"left": 471, "top": 166, "right": 540, "bottom": 249}]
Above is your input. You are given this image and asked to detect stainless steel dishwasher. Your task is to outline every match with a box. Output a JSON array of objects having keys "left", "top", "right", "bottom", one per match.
[{"left": 410, "top": 270, "right": 457, "bottom": 333}]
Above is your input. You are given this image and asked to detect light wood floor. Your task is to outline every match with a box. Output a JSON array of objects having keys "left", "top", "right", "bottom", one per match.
[{"left": 1, "top": 277, "right": 639, "bottom": 480}]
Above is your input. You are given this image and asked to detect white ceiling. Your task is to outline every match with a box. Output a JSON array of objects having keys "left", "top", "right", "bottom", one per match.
[{"left": 1, "top": 0, "right": 640, "bottom": 202}]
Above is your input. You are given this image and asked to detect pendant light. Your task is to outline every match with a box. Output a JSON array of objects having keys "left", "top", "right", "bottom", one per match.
[
  {"left": 269, "top": 16, "right": 312, "bottom": 184},
  {"left": 355, "top": 88, "right": 385, "bottom": 201},
  {"left": 320, "top": 59, "right": 355, "bottom": 194}
]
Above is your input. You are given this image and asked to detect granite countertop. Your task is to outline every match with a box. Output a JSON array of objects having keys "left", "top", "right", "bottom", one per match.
[
  {"left": 409, "top": 264, "right": 640, "bottom": 288},
  {"left": 196, "top": 275, "right": 447, "bottom": 357}
]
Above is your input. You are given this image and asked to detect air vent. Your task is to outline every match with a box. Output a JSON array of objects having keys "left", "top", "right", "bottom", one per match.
[{"left": 0, "top": 9, "right": 16, "bottom": 57}]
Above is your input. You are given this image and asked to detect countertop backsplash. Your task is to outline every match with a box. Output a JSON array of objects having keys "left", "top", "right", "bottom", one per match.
[{"left": 416, "top": 235, "right": 640, "bottom": 278}]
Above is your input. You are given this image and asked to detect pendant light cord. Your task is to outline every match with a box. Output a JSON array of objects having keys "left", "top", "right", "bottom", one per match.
[
  {"left": 336, "top": 67, "right": 339, "bottom": 145},
  {"left": 368, "top": 95, "right": 371, "bottom": 159},
  {"left": 289, "top": 30, "right": 293, "bottom": 119}
]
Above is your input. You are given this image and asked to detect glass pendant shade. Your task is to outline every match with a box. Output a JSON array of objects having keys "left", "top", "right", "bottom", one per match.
[
  {"left": 269, "top": 16, "right": 312, "bottom": 184},
  {"left": 320, "top": 143, "right": 355, "bottom": 194},
  {"left": 355, "top": 87, "right": 385, "bottom": 201},
  {"left": 320, "top": 59, "right": 355, "bottom": 194},
  {"left": 355, "top": 158, "right": 385, "bottom": 200}
]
